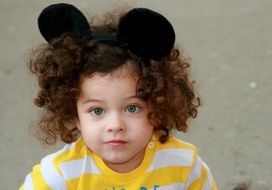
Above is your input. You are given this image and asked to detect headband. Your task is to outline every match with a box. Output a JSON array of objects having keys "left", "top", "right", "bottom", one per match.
[{"left": 38, "top": 3, "right": 175, "bottom": 61}]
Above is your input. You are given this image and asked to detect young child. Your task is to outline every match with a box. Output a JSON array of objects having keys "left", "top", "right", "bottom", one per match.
[{"left": 20, "top": 3, "right": 217, "bottom": 190}]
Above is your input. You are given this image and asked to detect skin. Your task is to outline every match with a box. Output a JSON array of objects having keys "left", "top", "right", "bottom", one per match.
[{"left": 76, "top": 64, "right": 154, "bottom": 173}]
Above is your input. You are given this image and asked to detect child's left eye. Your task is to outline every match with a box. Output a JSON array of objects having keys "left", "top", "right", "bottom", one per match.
[{"left": 125, "top": 105, "right": 140, "bottom": 113}]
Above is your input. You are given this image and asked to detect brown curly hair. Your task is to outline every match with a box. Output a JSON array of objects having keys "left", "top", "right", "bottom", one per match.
[{"left": 29, "top": 8, "right": 200, "bottom": 145}]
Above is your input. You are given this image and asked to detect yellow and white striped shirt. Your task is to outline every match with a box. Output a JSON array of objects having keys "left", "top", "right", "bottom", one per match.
[{"left": 20, "top": 136, "right": 217, "bottom": 190}]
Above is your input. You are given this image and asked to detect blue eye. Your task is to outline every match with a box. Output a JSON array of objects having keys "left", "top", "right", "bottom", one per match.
[
  {"left": 126, "top": 105, "right": 140, "bottom": 113},
  {"left": 90, "top": 108, "right": 104, "bottom": 116}
]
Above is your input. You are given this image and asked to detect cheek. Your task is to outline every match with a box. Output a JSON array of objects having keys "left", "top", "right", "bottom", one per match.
[
  {"left": 134, "top": 118, "right": 154, "bottom": 134},
  {"left": 81, "top": 127, "right": 101, "bottom": 149},
  {"left": 77, "top": 117, "right": 101, "bottom": 140},
  {"left": 81, "top": 124, "right": 100, "bottom": 138}
]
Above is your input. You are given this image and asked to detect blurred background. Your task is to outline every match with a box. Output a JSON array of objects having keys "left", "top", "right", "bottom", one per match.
[{"left": 0, "top": 0, "right": 271, "bottom": 189}]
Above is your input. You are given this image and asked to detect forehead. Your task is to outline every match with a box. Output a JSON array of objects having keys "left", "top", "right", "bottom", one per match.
[{"left": 79, "top": 65, "right": 139, "bottom": 96}]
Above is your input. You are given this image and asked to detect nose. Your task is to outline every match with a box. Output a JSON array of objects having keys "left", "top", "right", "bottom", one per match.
[{"left": 106, "top": 112, "right": 126, "bottom": 133}]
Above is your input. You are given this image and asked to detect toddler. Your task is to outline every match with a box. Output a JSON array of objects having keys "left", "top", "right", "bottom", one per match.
[{"left": 20, "top": 3, "right": 217, "bottom": 190}]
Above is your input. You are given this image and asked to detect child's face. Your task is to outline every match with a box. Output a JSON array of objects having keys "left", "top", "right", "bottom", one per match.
[{"left": 76, "top": 64, "right": 154, "bottom": 172}]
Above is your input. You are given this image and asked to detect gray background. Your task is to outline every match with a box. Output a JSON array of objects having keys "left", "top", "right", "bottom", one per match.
[{"left": 1, "top": 0, "right": 271, "bottom": 189}]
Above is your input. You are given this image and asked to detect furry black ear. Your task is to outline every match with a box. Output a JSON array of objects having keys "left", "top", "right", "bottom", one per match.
[
  {"left": 38, "top": 4, "right": 175, "bottom": 61},
  {"left": 38, "top": 3, "right": 92, "bottom": 43},
  {"left": 117, "top": 8, "right": 175, "bottom": 60}
]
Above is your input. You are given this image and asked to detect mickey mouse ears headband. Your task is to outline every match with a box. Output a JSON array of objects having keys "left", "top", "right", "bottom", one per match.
[{"left": 38, "top": 3, "right": 175, "bottom": 60}]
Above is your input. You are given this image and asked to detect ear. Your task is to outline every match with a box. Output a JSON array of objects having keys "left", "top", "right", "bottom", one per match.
[
  {"left": 75, "top": 117, "right": 81, "bottom": 131},
  {"left": 38, "top": 3, "right": 92, "bottom": 43},
  {"left": 117, "top": 8, "right": 175, "bottom": 60}
]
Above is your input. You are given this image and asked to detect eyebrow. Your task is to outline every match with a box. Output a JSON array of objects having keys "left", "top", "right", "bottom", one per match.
[
  {"left": 125, "top": 95, "right": 138, "bottom": 99},
  {"left": 82, "top": 95, "right": 139, "bottom": 104},
  {"left": 83, "top": 99, "right": 103, "bottom": 104}
]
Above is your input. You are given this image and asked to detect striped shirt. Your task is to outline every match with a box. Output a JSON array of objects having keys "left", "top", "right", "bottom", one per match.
[{"left": 20, "top": 136, "right": 217, "bottom": 190}]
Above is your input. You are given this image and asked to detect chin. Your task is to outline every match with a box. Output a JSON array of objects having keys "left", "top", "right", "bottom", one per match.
[{"left": 104, "top": 156, "right": 130, "bottom": 164}]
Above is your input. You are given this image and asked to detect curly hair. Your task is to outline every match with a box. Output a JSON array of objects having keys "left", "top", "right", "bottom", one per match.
[{"left": 29, "top": 8, "right": 200, "bottom": 145}]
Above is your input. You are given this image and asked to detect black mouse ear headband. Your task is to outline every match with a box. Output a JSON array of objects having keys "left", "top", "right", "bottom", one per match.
[{"left": 38, "top": 3, "right": 175, "bottom": 61}]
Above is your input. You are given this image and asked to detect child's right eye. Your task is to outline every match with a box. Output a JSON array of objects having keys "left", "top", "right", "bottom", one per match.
[{"left": 89, "top": 108, "right": 104, "bottom": 116}]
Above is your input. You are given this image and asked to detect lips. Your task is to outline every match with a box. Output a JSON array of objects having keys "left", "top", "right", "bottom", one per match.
[{"left": 107, "top": 140, "right": 128, "bottom": 146}]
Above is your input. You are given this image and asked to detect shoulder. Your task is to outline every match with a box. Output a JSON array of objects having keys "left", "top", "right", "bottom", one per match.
[
  {"left": 21, "top": 138, "right": 86, "bottom": 189},
  {"left": 165, "top": 136, "right": 197, "bottom": 150},
  {"left": 150, "top": 136, "right": 197, "bottom": 169},
  {"left": 51, "top": 137, "right": 87, "bottom": 169},
  {"left": 165, "top": 136, "right": 219, "bottom": 189},
  {"left": 154, "top": 136, "right": 197, "bottom": 162},
  {"left": 152, "top": 136, "right": 217, "bottom": 189},
  {"left": 46, "top": 138, "right": 89, "bottom": 180}
]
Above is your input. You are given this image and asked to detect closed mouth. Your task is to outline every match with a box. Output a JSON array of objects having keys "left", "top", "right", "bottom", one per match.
[{"left": 107, "top": 140, "right": 128, "bottom": 145}]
